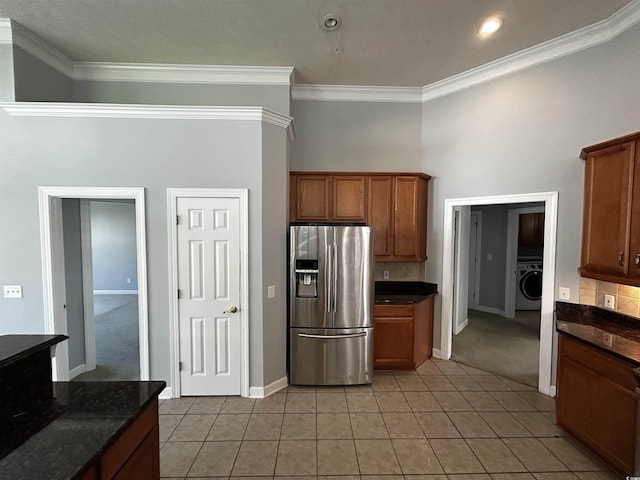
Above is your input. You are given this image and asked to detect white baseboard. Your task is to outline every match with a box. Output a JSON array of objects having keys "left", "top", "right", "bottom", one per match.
[
  {"left": 93, "top": 289, "right": 139, "bottom": 295},
  {"left": 249, "top": 376, "right": 288, "bottom": 398},
  {"left": 453, "top": 318, "right": 469, "bottom": 335},
  {"left": 69, "top": 363, "right": 86, "bottom": 379},
  {"left": 432, "top": 348, "right": 443, "bottom": 359},
  {"left": 159, "top": 387, "right": 173, "bottom": 399},
  {"left": 549, "top": 385, "right": 557, "bottom": 397},
  {"left": 475, "top": 305, "right": 506, "bottom": 317}
]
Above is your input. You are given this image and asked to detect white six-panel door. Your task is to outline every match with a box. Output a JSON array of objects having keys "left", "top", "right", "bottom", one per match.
[{"left": 177, "top": 196, "right": 242, "bottom": 395}]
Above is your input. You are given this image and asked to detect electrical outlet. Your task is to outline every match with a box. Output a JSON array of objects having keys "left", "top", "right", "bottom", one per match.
[
  {"left": 604, "top": 294, "right": 615, "bottom": 310},
  {"left": 383, "top": 270, "right": 390, "bottom": 279},
  {"left": 3, "top": 285, "right": 22, "bottom": 298},
  {"left": 559, "top": 287, "right": 570, "bottom": 300},
  {"left": 267, "top": 285, "right": 276, "bottom": 299}
]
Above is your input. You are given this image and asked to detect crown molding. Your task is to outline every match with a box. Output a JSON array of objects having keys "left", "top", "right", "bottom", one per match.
[
  {"left": 73, "top": 63, "right": 294, "bottom": 85},
  {"left": 8, "top": 20, "right": 74, "bottom": 77},
  {"left": 292, "top": 84, "right": 422, "bottom": 103},
  {"left": 0, "top": 103, "right": 296, "bottom": 140},
  {"left": 422, "top": 0, "right": 640, "bottom": 102}
]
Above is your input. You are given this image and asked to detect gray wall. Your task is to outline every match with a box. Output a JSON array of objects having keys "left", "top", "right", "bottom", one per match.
[
  {"left": 473, "top": 205, "right": 509, "bottom": 311},
  {"left": 62, "top": 198, "right": 86, "bottom": 370},
  {"left": 290, "top": 100, "right": 422, "bottom": 171},
  {"left": 13, "top": 46, "right": 73, "bottom": 102},
  {"left": 0, "top": 111, "right": 288, "bottom": 390},
  {"left": 0, "top": 43, "right": 14, "bottom": 101},
  {"left": 90, "top": 200, "right": 138, "bottom": 291},
  {"left": 74, "top": 81, "right": 290, "bottom": 115},
  {"left": 423, "top": 22, "right": 640, "bottom": 350}
]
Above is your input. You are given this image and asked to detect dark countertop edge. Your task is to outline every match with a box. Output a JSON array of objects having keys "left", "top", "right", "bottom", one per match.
[
  {"left": 0, "top": 334, "right": 68, "bottom": 369},
  {"left": 374, "top": 281, "right": 437, "bottom": 304},
  {"left": 72, "top": 380, "right": 166, "bottom": 480},
  {"left": 555, "top": 301, "right": 640, "bottom": 365}
]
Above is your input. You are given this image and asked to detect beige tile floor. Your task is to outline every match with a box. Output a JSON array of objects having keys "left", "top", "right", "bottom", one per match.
[{"left": 158, "top": 358, "right": 621, "bottom": 479}]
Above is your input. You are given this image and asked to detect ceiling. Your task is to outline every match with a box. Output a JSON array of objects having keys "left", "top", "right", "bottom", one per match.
[{"left": 0, "top": 0, "right": 633, "bottom": 87}]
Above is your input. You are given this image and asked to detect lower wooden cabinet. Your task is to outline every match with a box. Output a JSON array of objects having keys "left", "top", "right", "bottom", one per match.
[
  {"left": 374, "top": 297, "right": 434, "bottom": 370},
  {"left": 93, "top": 399, "right": 160, "bottom": 480},
  {"left": 556, "top": 334, "right": 638, "bottom": 476}
]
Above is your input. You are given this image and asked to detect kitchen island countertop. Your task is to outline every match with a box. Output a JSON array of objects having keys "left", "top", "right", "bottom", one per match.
[{"left": 0, "top": 380, "right": 165, "bottom": 480}]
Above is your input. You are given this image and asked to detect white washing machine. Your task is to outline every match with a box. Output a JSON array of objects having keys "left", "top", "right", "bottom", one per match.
[{"left": 516, "top": 257, "right": 542, "bottom": 310}]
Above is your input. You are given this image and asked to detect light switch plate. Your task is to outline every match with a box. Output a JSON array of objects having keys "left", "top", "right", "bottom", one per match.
[
  {"left": 383, "top": 270, "right": 390, "bottom": 279},
  {"left": 559, "top": 287, "right": 570, "bottom": 300},
  {"left": 267, "top": 285, "right": 276, "bottom": 299},
  {"left": 3, "top": 285, "right": 22, "bottom": 298}
]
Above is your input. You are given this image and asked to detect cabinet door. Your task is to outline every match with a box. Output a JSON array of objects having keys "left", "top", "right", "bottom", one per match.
[
  {"left": 332, "top": 176, "right": 367, "bottom": 221},
  {"left": 293, "top": 175, "right": 331, "bottom": 222},
  {"left": 628, "top": 143, "right": 640, "bottom": 279},
  {"left": 374, "top": 304, "right": 414, "bottom": 369},
  {"left": 518, "top": 213, "right": 545, "bottom": 246},
  {"left": 367, "top": 176, "right": 393, "bottom": 257},
  {"left": 557, "top": 337, "right": 637, "bottom": 475},
  {"left": 393, "top": 176, "right": 428, "bottom": 260},
  {"left": 581, "top": 142, "right": 634, "bottom": 277}
]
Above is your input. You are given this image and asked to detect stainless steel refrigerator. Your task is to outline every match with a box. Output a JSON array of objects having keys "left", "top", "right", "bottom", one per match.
[{"left": 289, "top": 224, "right": 374, "bottom": 385}]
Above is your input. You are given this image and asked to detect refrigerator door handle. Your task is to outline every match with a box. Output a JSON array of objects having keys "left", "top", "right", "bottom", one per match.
[
  {"left": 332, "top": 243, "right": 338, "bottom": 313},
  {"left": 326, "top": 245, "right": 332, "bottom": 313},
  {"left": 297, "top": 332, "right": 367, "bottom": 339}
]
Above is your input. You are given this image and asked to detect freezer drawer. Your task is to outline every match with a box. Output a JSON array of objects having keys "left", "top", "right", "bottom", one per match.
[{"left": 290, "top": 327, "right": 373, "bottom": 385}]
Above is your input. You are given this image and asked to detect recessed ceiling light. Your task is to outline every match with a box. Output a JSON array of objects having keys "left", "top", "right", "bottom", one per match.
[
  {"left": 479, "top": 16, "right": 503, "bottom": 36},
  {"left": 321, "top": 14, "right": 342, "bottom": 32}
]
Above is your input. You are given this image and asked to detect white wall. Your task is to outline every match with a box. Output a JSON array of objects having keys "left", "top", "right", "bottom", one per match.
[
  {"left": 291, "top": 100, "right": 423, "bottom": 171},
  {"left": 0, "top": 110, "right": 288, "bottom": 390},
  {"left": 423, "top": 22, "right": 640, "bottom": 350}
]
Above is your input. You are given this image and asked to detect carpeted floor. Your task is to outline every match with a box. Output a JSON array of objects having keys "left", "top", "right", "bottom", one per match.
[
  {"left": 451, "top": 309, "right": 540, "bottom": 387},
  {"left": 74, "top": 294, "right": 140, "bottom": 381}
]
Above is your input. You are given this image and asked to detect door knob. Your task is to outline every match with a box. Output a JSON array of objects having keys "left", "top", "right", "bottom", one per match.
[
  {"left": 635, "top": 253, "right": 640, "bottom": 266},
  {"left": 224, "top": 306, "right": 239, "bottom": 314}
]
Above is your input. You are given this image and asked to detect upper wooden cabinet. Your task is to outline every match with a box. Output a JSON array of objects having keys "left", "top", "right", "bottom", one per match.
[
  {"left": 290, "top": 174, "right": 366, "bottom": 222},
  {"left": 290, "top": 172, "right": 430, "bottom": 261},
  {"left": 519, "top": 212, "right": 545, "bottom": 246},
  {"left": 580, "top": 132, "right": 640, "bottom": 285}
]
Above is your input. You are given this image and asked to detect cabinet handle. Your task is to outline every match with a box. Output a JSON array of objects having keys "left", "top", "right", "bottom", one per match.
[
  {"left": 635, "top": 254, "right": 640, "bottom": 266},
  {"left": 619, "top": 251, "right": 624, "bottom": 266}
]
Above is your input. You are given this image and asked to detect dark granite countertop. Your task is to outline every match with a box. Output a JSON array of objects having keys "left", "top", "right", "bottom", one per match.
[
  {"left": 0, "top": 380, "right": 166, "bottom": 480},
  {"left": 0, "top": 334, "right": 68, "bottom": 368},
  {"left": 375, "top": 281, "right": 438, "bottom": 304},
  {"left": 555, "top": 301, "right": 640, "bottom": 364}
]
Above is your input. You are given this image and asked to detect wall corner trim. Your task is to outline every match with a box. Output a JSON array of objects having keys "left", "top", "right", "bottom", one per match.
[
  {"left": 9, "top": 19, "right": 74, "bottom": 77},
  {"left": 159, "top": 387, "right": 173, "bottom": 399},
  {"left": 249, "top": 376, "right": 288, "bottom": 398},
  {"left": 0, "top": 18, "right": 12, "bottom": 43}
]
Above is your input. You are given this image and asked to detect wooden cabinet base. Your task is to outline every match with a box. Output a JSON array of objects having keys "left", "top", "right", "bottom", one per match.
[
  {"left": 374, "top": 297, "right": 434, "bottom": 370},
  {"left": 556, "top": 334, "right": 638, "bottom": 476}
]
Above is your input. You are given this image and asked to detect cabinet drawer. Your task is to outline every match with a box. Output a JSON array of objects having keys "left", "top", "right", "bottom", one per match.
[
  {"left": 374, "top": 304, "right": 414, "bottom": 317},
  {"left": 559, "top": 334, "right": 637, "bottom": 391}
]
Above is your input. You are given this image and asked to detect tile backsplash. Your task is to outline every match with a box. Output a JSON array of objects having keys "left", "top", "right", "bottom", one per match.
[
  {"left": 579, "top": 277, "right": 640, "bottom": 319},
  {"left": 375, "top": 261, "right": 426, "bottom": 281}
]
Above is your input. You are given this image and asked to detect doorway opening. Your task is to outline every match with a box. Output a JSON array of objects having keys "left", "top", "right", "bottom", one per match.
[
  {"left": 38, "top": 187, "right": 149, "bottom": 382},
  {"left": 441, "top": 192, "right": 558, "bottom": 396}
]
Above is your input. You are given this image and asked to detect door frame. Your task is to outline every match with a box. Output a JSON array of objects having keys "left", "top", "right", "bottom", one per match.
[
  {"left": 38, "top": 186, "right": 149, "bottom": 381},
  {"left": 504, "top": 206, "right": 546, "bottom": 318},
  {"left": 440, "top": 191, "right": 558, "bottom": 396},
  {"left": 167, "top": 188, "right": 249, "bottom": 399}
]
